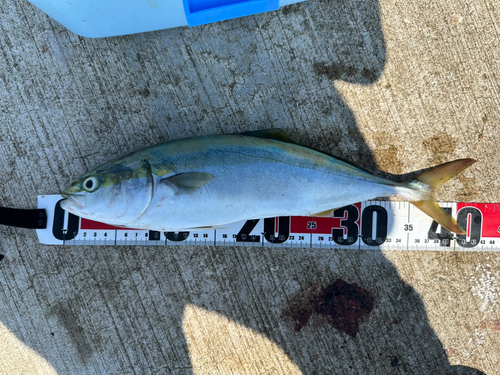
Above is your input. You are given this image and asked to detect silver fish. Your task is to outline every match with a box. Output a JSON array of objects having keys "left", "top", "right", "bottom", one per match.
[{"left": 61, "top": 129, "right": 475, "bottom": 234}]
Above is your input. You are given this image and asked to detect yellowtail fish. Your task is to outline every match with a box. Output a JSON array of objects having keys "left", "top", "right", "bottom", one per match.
[{"left": 61, "top": 129, "right": 475, "bottom": 234}]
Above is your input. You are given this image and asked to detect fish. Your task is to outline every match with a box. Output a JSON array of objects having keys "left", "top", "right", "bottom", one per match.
[{"left": 61, "top": 129, "right": 475, "bottom": 234}]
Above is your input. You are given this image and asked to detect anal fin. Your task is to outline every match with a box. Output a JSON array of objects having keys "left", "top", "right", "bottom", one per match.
[{"left": 311, "top": 209, "right": 336, "bottom": 217}]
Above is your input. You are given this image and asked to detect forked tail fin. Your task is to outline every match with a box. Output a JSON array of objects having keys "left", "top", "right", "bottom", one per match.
[{"left": 408, "top": 159, "right": 476, "bottom": 234}]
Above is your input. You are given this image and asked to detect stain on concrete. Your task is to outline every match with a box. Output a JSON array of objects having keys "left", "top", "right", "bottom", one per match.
[
  {"left": 49, "top": 302, "right": 93, "bottom": 363},
  {"left": 137, "top": 87, "right": 151, "bottom": 98},
  {"left": 372, "top": 132, "right": 403, "bottom": 174},
  {"left": 313, "top": 62, "right": 358, "bottom": 82},
  {"left": 376, "top": 144, "right": 403, "bottom": 175},
  {"left": 313, "top": 61, "right": 381, "bottom": 84},
  {"left": 391, "top": 356, "right": 400, "bottom": 367},
  {"left": 457, "top": 174, "right": 477, "bottom": 201},
  {"left": 480, "top": 319, "right": 500, "bottom": 331},
  {"left": 361, "top": 67, "right": 378, "bottom": 82},
  {"left": 281, "top": 3, "right": 301, "bottom": 16},
  {"left": 424, "top": 131, "right": 457, "bottom": 164},
  {"left": 282, "top": 279, "right": 374, "bottom": 337}
]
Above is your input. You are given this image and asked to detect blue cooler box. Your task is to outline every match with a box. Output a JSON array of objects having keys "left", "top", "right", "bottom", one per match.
[{"left": 27, "top": 0, "right": 305, "bottom": 38}]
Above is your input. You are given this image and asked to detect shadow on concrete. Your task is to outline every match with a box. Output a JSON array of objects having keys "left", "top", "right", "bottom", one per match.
[{"left": 110, "top": 0, "right": 486, "bottom": 373}]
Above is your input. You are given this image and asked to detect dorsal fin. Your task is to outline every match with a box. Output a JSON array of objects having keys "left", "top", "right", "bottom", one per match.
[{"left": 243, "top": 129, "right": 294, "bottom": 143}]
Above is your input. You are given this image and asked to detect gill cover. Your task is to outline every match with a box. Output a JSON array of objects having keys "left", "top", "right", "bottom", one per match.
[{"left": 62, "top": 159, "right": 154, "bottom": 226}]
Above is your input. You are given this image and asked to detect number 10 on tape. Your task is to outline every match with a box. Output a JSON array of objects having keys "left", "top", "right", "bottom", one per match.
[{"left": 36, "top": 195, "right": 500, "bottom": 251}]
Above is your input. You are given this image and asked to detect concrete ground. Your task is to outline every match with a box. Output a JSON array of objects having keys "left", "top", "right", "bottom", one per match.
[{"left": 0, "top": 0, "right": 499, "bottom": 374}]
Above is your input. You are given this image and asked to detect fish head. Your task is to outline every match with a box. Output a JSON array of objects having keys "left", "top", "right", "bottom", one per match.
[{"left": 60, "top": 158, "right": 154, "bottom": 226}]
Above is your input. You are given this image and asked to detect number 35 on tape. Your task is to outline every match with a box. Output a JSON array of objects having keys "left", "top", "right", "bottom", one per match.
[{"left": 36, "top": 195, "right": 500, "bottom": 251}]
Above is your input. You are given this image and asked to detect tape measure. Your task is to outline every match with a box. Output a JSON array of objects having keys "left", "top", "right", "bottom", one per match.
[{"left": 36, "top": 195, "right": 500, "bottom": 251}]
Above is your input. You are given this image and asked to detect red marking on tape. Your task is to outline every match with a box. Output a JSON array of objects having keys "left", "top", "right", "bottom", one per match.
[
  {"left": 80, "top": 218, "right": 137, "bottom": 230},
  {"left": 457, "top": 203, "right": 500, "bottom": 238},
  {"left": 80, "top": 219, "right": 115, "bottom": 230},
  {"left": 290, "top": 203, "right": 361, "bottom": 235}
]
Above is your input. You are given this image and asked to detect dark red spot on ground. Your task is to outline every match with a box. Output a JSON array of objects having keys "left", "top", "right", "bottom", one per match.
[
  {"left": 282, "top": 279, "right": 374, "bottom": 337},
  {"left": 480, "top": 319, "right": 500, "bottom": 331}
]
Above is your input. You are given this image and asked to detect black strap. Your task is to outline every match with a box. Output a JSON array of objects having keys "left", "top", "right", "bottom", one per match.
[{"left": 0, "top": 207, "right": 47, "bottom": 229}]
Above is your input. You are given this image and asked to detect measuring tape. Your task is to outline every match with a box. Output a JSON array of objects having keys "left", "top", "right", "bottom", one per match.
[{"left": 36, "top": 195, "right": 500, "bottom": 251}]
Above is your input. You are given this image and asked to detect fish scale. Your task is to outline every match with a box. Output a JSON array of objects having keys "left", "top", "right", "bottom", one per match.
[{"left": 37, "top": 195, "right": 500, "bottom": 251}]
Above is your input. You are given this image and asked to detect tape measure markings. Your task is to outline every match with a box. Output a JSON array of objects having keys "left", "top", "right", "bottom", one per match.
[{"left": 36, "top": 195, "right": 500, "bottom": 251}]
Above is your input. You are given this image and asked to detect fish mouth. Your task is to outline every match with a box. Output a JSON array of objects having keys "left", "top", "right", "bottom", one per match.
[{"left": 60, "top": 194, "right": 86, "bottom": 211}]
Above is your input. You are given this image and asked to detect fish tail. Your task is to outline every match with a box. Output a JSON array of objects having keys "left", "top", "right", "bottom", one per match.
[{"left": 406, "top": 159, "right": 476, "bottom": 234}]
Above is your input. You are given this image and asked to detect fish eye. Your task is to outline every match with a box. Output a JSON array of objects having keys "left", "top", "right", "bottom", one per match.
[{"left": 82, "top": 176, "right": 99, "bottom": 192}]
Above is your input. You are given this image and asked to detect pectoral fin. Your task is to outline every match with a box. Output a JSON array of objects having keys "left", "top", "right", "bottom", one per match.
[{"left": 162, "top": 172, "right": 215, "bottom": 196}]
